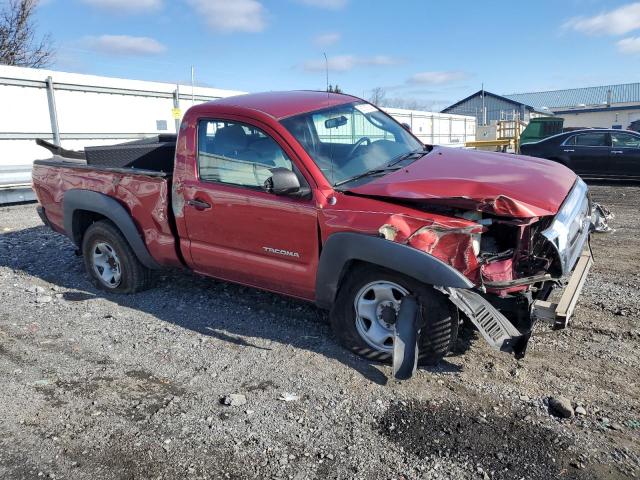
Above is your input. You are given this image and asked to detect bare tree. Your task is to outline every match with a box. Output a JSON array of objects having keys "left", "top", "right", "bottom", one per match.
[
  {"left": 368, "top": 87, "right": 386, "bottom": 106},
  {"left": 0, "top": 0, "right": 53, "bottom": 68}
]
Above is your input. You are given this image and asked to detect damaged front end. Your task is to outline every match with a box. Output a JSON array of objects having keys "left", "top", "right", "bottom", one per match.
[{"left": 376, "top": 179, "right": 609, "bottom": 379}]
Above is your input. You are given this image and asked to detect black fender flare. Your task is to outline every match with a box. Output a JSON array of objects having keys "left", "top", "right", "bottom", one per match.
[
  {"left": 315, "top": 232, "right": 474, "bottom": 309},
  {"left": 63, "top": 189, "right": 161, "bottom": 270}
]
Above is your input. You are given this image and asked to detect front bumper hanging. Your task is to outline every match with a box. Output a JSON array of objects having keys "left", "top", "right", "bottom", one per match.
[
  {"left": 392, "top": 250, "right": 594, "bottom": 380},
  {"left": 390, "top": 195, "right": 609, "bottom": 380},
  {"left": 532, "top": 249, "right": 593, "bottom": 329}
]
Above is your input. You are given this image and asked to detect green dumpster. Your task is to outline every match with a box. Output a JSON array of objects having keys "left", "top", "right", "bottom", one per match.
[{"left": 520, "top": 117, "right": 564, "bottom": 147}]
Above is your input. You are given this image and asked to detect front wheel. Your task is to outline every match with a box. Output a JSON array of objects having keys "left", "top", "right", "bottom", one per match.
[
  {"left": 81, "top": 220, "right": 153, "bottom": 293},
  {"left": 331, "top": 265, "right": 458, "bottom": 366}
]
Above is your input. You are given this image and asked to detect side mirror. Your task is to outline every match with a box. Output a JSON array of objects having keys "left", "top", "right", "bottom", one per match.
[
  {"left": 265, "top": 168, "right": 302, "bottom": 196},
  {"left": 401, "top": 122, "right": 412, "bottom": 132}
]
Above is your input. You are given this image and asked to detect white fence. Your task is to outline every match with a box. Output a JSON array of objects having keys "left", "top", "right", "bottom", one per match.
[{"left": 0, "top": 65, "right": 475, "bottom": 203}]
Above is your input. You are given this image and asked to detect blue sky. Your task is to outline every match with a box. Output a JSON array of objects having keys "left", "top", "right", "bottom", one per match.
[{"left": 35, "top": 0, "right": 640, "bottom": 110}]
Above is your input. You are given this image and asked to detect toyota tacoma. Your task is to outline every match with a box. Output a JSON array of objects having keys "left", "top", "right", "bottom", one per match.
[{"left": 32, "top": 91, "right": 604, "bottom": 378}]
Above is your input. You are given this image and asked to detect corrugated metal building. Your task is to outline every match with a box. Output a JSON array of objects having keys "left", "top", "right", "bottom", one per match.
[
  {"left": 443, "top": 83, "right": 640, "bottom": 130},
  {"left": 504, "top": 83, "right": 640, "bottom": 110},
  {"left": 503, "top": 83, "right": 640, "bottom": 130},
  {"left": 441, "top": 90, "right": 546, "bottom": 126}
]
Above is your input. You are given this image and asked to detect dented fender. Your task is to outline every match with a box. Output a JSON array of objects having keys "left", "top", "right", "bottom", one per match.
[
  {"left": 378, "top": 216, "right": 483, "bottom": 282},
  {"left": 315, "top": 231, "right": 473, "bottom": 309}
]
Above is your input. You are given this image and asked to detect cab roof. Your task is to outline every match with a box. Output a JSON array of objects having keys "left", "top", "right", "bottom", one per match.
[{"left": 199, "top": 90, "right": 360, "bottom": 120}]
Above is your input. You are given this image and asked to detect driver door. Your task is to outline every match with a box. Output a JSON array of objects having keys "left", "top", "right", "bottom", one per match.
[{"left": 182, "top": 118, "right": 319, "bottom": 300}]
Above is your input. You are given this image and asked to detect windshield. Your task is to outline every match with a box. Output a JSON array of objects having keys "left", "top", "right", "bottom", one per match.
[{"left": 280, "top": 101, "right": 424, "bottom": 186}]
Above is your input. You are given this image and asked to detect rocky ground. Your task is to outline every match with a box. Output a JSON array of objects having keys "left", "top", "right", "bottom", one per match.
[{"left": 0, "top": 183, "right": 638, "bottom": 480}]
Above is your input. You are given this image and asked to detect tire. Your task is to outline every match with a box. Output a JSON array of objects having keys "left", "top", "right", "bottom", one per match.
[
  {"left": 81, "top": 220, "right": 153, "bottom": 293},
  {"left": 331, "top": 264, "right": 458, "bottom": 366}
]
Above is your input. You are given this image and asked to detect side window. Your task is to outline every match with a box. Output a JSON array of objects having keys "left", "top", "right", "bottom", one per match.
[
  {"left": 564, "top": 135, "right": 576, "bottom": 146},
  {"left": 611, "top": 132, "right": 640, "bottom": 148},
  {"left": 574, "top": 133, "right": 607, "bottom": 147},
  {"left": 197, "top": 120, "right": 293, "bottom": 188}
]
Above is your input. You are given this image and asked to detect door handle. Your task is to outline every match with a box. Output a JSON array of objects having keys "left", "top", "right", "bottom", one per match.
[
  {"left": 611, "top": 150, "right": 624, "bottom": 154},
  {"left": 563, "top": 149, "right": 575, "bottom": 153},
  {"left": 187, "top": 198, "right": 212, "bottom": 210}
]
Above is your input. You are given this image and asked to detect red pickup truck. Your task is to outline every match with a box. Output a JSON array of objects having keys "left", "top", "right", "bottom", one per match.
[{"left": 32, "top": 91, "right": 600, "bottom": 377}]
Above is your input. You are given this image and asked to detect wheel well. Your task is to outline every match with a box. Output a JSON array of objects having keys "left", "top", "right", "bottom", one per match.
[
  {"left": 71, "top": 210, "right": 108, "bottom": 246},
  {"left": 334, "top": 260, "right": 412, "bottom": 302}
]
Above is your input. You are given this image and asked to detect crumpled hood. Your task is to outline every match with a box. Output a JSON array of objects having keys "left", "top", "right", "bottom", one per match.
[{"left": 348, "top": 146, "right": 578, "bottom": 218}]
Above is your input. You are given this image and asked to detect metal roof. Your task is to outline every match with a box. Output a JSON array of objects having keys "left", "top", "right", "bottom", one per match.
[
  {"left": 503, "top": 83, "right": 640, "bottom": 110},
  {"left": 441, "top": 90, "right": 545, "bottom": 114}
]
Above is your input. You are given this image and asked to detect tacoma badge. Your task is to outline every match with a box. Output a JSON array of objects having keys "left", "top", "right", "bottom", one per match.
[{"left": 262, "top": 247, "right": 300, "bottom": 258}]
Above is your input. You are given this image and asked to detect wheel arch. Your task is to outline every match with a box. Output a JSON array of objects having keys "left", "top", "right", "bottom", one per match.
[
  {"left": 63, "top": 189, "right": 161, "bottom": 270},
  {"left": 315, "top": 232, "right": 473, "bottom": 309}
]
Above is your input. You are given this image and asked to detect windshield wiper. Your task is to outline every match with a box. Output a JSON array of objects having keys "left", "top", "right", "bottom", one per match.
[
  {"left": 386, "top": 148, "right": 431, "bottom": 168},
  {"left": 333, "top": 166, "right": 400, "bottom": 187},
  {"left": 333, "top": 148, "right": 430, "bottom": 188}
]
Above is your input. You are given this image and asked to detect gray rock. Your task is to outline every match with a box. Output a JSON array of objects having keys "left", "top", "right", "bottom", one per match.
[
  {"left": 548, "top": 396, "right": 574, "bottom": 418},
  {"left": 278, "top": 392, "right": 300, "bottom": 402},
  {"left": 36, "top": 295, "right": 52, "bottom": 303},
  {"left": 575, "top": 406, "right": 587, "bottom": 416},
  {"left": 220, "top": 394, "right": 247, "bottom": 407}
]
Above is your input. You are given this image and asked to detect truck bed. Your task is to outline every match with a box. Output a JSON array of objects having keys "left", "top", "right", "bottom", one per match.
[
  {"left": 36, "top": 135, "right": 176, "bottom": 173},
  {"left": 32, "top": 156, "right": 183, "bottom": 268}
]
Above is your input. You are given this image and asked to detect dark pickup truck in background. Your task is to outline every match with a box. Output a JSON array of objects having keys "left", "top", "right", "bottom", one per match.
[{"left": 32, "top": 91, "right": 603, "bottom": 378}]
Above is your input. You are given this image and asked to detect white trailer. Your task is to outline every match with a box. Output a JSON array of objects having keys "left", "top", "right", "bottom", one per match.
[
  {"left": 383, "top": 107, "right": 476, "bottom": 147},
  {"left": 0, "top": 65, "right": 244, "bottom": 203}
]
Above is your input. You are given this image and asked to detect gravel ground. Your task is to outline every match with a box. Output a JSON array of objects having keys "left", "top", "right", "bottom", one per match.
[{"left": 0, "top": 184, "right": 638, "bottom": 480}]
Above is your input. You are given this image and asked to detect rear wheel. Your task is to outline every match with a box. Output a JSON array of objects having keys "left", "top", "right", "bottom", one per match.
[
  {"left": 331, "top": 265, "right": 458, "bottom": 366},
  {"left": 81, "top": 220, "right": 153, "bottom": 293}
]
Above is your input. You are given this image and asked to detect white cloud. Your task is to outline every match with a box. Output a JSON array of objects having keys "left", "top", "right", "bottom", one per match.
[
  {"left": 187, "top": 0, "right": 267, "bottom": 33},
  {"left": 84, "top": 35, "right": 167, "bottom": 55},
  {"left": 564, "top": 2, "right": 640, "bottom": 35},
  {"left": 303, "top": 54, "right": 399, "bottom": 72},
  {"left": 80, "top": 0, "right": 162, "bottom": 13},
  {"left": 617, "top": 36, "right": 640, "bottom": 53},
  {"left": 297, "top": 0, "right": 347, "bottom": 9},
  {"left": 408, "top": 71, "right": 469, "bottom": 85},
  {"left": 313, "top": 32, "right": 341, "bottom": 46}
]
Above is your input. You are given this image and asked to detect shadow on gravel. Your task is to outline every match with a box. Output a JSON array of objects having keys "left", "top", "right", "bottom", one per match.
[
  {"left": 378, "top": 400, "right": 621, "bottom": 480},
  {"left": 2, "top": 225, "right": 412, "bottom": 384}
]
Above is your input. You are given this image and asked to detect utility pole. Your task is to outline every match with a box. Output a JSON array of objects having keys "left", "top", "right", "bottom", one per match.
[
  {"left": 173, "top": 85, "right": 181, "bottom": 133},
  {"left": 191, "top": 66, "right": 195, "bottom": 103}
]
